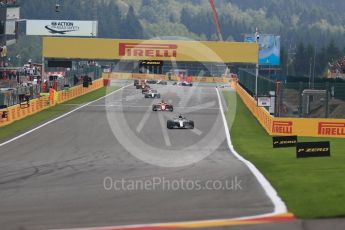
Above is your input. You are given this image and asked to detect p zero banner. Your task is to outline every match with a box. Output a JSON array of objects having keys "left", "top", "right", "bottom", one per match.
[
  {"left": 42, "top": 37, "right": 259, "bottom": 63},
  {"left": 244, "top": 34, "right": 280, "bottom": 66},
  {"left": 26, "top": 20, "right": 98, "bottom": 37},
  {"left": 272, "top": 136, "right": 297, "bottom": 148},
  {"left": 296, "top": 142, "right": 331, "bottom": 158}
]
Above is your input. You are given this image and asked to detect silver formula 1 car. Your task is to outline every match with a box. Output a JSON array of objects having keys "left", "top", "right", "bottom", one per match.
[
  {"left": 167, "top": 115, "right": 194, "bottom": 129},
  {"left": 144, "top": 89, "right": 161, "bottom": 98}
]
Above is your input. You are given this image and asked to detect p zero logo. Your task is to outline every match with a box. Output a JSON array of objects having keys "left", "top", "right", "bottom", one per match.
[
  {"left": 296, "top": 141, "right": 330, "bottom": 158},
  {"left": 272, "top": 121, "right": 293, "bottom": 134},
  {"left": 119, "top": 43, "right": 177, "bottom": 58},
  {"left": 318, "top": 122, "right": 345, "bottom": 136},
  {"left": 272, "top": 136, "right": 297, "bottom": 148}
]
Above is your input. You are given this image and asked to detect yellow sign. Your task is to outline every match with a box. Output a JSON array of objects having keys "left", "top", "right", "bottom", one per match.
[{"left": 43, "top": 37, "right": 258, "bottom": 63}]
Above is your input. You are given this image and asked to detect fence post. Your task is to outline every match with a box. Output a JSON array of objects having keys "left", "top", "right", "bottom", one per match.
[
  {"left": 298, "top": 82, "right": 303, "bottom": 117},
  {"left": 325, "top": 82, "right": 329, "bottom": 118}
]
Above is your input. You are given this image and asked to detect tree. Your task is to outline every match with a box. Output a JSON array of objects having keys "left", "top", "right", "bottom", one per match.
[
  {"left": 280, "top": 46, "right": 287, "bottom": 74},
  {"left": 294, "top": 42, "right": 307, "bottom": 76},
  {"left": 120, "top": 6, "right": 144, "bottom": 39},
  {"left": 98, "top": 1, "right": 121, "bottom": 38}
]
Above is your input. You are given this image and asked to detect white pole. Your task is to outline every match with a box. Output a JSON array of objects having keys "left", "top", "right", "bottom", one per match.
[
  {"left": 255, "top": 28, "right": 260, "bottom": 98},
  {"left": 255, "top": 63, "right": 258, "bottom": 97}
]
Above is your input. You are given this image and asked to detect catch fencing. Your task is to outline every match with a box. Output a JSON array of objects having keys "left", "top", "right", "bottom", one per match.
[{"left": 237, "top": 68, "right": 345, "bottom": 119}]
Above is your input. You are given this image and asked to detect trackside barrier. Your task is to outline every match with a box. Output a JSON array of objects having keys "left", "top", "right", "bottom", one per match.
[
  {"left": 103, "top": 72, "right": 231, "bottom": 84},
  {"left": 0, "top": 78, "right": 104, "bottom": 128},
  {"left": 232, "top": 79, "right": 345, "bottom": 138}
]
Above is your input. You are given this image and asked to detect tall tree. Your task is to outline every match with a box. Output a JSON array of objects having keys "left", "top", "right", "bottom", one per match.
[
  {"left": 120, "top": 6, "right": 144, "bottom": 39},
  {"left": 294, "top": 42, "right": 307, "bottom": 76}
]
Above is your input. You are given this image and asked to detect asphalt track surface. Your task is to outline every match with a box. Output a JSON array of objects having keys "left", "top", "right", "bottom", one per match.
[{"left": 0, "top": 82, "right": 276, "bottom": 230}]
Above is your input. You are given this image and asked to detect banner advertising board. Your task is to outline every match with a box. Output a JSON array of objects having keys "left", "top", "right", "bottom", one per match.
[
  {"left": 244, "top": 34, "right": 280, "bottom": 66},
  {"left": 296, "top": 142, "right": 330, "bottom": 158},
  {"left": 26, "top": 20, "right": 98, "bottom": 37},
  {"left": 272, "top": 136, "right": 297, "bottom": 148},
  {"left": 43, "top": 37, "right": 258, "bottom": 63}
]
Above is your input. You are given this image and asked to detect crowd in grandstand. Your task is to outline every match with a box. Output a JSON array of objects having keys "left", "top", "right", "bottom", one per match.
[{"left": 329, "top": 57, "right": 345, "bottom": 74}]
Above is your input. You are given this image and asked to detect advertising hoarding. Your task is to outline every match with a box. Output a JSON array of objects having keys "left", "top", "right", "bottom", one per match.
[
  {"left": 244, "top": 34, "right": 280, "bottom": 66},
  {"left": 43, "top": 37, "right": 259, "bottom": 63},
  {"left": 26, "top": 20, "right": 98, "bottom": 37}
]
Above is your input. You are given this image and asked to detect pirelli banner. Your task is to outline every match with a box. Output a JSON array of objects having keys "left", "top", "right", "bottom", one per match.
[
  {"left": 42, "top": 37, "right": 259, "bottom": 63},
  {"left": 271, "top": 118, "right": 345, "bottom": 138}
]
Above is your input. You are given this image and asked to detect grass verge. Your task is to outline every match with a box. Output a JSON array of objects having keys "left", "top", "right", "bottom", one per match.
[
  {"left": 223, "top": 90, "right": 345, "bottom": 219},
  {"left": 0, "top": 86, "right": 119, "bottom": 141}
]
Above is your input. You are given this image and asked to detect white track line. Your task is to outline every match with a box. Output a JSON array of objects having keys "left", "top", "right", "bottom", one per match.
[
  {"left": 51, "top": 87, "right": 289, "bottom": 230},
  {"left": 191, "top": 128, "right": 203, "bottom": 136},
  {"left": 215, "top": 88, "right": 287, "bottom": 214},
  {"left": 136, "top": 103, "right": 153, "bottom": 133},
  {"left": 0, "top": 85, "right": 130, "bottom": 148}
]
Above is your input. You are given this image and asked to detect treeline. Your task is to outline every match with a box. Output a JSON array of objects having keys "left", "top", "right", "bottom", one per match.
[
  {"left": 281, "top": 40, "right": 344, "bottom": 78},
  {"left": 8, "top": 0, "right": 345, "bottom": 80},
  {"left": 9, "top": 0, "right": 145, "bottom": 65}
]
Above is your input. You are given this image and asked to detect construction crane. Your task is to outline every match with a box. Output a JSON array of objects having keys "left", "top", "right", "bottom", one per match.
[{"left": 209, "top": 0, "right": 223, "bottom": 41}]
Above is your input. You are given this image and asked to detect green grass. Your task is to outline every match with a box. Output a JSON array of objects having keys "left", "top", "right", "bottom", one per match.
[
  {"left": 0, "top": 86, "right": 119, "bottom": 141},
  {"left": 223, "top": 90, "right": 345, "bottom": 219}
]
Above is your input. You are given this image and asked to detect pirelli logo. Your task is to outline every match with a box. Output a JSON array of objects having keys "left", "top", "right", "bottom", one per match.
[
  {"left": 318, "top": 122, "right": 345, "bottom": 136},
  {"left": 272, "top": 121, "right": 293, "bottom": 134},
  {"left": 119, "top": 43, "right": 177, "bottom": 58}
]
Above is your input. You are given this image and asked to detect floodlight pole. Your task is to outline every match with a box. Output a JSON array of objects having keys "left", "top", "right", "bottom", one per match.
[
  {"left": 255, "top": 28, "right": 260, "bottom": 98},
  {"left": 255, "top": 62, "right": 258, "bottom": 98}
]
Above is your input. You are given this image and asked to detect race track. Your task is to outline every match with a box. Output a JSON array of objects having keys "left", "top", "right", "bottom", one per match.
[{"left": 0, "top": 82, "right": 274, "bottom": 230}]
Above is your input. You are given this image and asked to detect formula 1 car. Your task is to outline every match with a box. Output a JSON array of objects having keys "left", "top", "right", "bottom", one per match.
[
  {"left": 141, "top": 85, "right": 151, "bottom": 93},
  {"left": 157, "top": 80, "right": 168, "bottom": 85},
  {"left": 136, "top": 80, "right": 147, "bottom": 89},
  {"left": 134, "top": 79, "right": 139, "bottom": 86},
  {"left": 173, "top": 81, "right": 193, "bottom": 87},
  {"left": 144, "top": 89, "right": 161, "bottom": 98},
  {"left": 167, "top": 115, "right": 194, "bottom": 129},
  {"left": 152, "top": 101, "right": 173, "bottom": 111},
  {"left": 146, "top": 79, "right": 158, "bottom": 84}
]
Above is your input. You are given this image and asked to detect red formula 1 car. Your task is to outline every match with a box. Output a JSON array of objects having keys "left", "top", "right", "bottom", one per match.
[
  {"left": 152, "top": 101, "right": 173, "bottom": 112},
  {"left": 142, "top": 85, "right": 151, "bottom": 94}
]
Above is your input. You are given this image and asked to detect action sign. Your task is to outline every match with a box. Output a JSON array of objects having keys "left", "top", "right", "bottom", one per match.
[
  {"left": 273, "top": 136, "right": 297, "bottom": 148},
  {"left": 26, "top": 20, "right": 98, "bottom": 37},
  {"left": 296, "top": 141, "right": 330, "bottom": 158}
]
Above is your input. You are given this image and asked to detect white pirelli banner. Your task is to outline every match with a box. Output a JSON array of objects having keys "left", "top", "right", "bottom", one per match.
[{"left": 26, "top": 20, "right": 98, "bottom": 37}]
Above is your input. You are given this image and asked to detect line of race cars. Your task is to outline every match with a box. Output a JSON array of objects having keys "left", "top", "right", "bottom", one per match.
[{"left": 134, "top": 79, "right": 194, "bottom": 129}]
